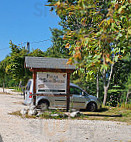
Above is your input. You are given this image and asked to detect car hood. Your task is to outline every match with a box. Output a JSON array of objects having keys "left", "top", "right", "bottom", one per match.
[{"left": 88, "top": 95, "right": 97, "bottom": 101}]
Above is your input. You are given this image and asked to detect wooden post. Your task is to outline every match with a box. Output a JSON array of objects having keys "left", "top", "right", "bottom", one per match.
[
  {"left": 33, "top": 71, "right": 36, "bottom": 105},
  {"left": 66, "top": 73, "right": 70, "bottom": 112}
]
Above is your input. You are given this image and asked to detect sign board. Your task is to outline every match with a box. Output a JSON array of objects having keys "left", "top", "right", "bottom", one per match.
[{"left": 36, "top": 72, "right": 67, "bottom": 94}]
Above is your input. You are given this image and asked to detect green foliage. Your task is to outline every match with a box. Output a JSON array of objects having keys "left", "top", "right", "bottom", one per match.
[
  {"left": 0, "top": 60, "right": 6, "bottom": 80},
  {"left": 45, "top": 28, "right": 70, "bottom": 58},
  {"left": 125, "top": 73, "right": 131, "bottom": 92},
  {"left": 108, "top": 56, "right": 131, "bottom": 104},
  {"left": 5, "top": 41, "right": 31, "bottom": 84},
  {"left": 28, "top": 49, "right": 45, "bottom": 57}
]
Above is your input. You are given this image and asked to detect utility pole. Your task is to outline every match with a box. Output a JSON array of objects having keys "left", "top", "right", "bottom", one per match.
[{"left": 27, "top": 42, "right": 30, "bottom": 53}]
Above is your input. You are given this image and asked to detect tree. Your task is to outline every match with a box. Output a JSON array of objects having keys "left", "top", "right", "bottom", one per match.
[
  {"left": 28, "top": 48, "right": 45, "bottom": 57},
  {"left": 5, "top": 41, "right": 49, "bottom": 86},
  {"left": 48, "top": 0, "right": 108, "bottom": 99},
  {"left": 48, "top": 0, "right": 131, "bottom": 105},
  {"left": 45, "top": 28, "right": 70, "bottom": 58},
  {"left": 0, "top": 61, "right": 6, "bottom": 92},
  {"left": 5, "top": 41, "right": 30, "bottom": 86},
  {"left": 125, "top": 74, "right": 131, "bottom": 103},
  {"left": 107, "top": 54, "right": 131, "bottom": 105}
]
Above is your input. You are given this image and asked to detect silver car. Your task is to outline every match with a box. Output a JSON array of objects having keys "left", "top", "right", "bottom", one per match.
[{"left": 24, "top": 79, "right": 102, "bottom": 112}]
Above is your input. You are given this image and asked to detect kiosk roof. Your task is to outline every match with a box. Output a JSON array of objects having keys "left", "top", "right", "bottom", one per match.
[{"left": 25, "top": 56, "right": 76, "bottom": 70}]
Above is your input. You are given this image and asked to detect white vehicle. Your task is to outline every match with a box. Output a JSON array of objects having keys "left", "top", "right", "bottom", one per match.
[{"left": 24, "top": 79, "right": 102, "bottom": 112}]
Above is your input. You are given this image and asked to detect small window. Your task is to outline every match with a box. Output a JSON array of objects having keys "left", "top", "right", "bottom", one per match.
[
  {"left": 70, "top": 87, "right": 82, "bottom": 95},
  {"left": 26, "top": 81, "right": 31, "bottom": 91}
]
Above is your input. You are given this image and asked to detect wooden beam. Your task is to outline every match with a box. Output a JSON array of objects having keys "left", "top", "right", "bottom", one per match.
[
  {"left": 33, "top": 71, "right": 36, "bottom": 105},
  {"left": 33, "top": 94, "right": 72, "bottom": 97},
  {"left": 30, "top": 68, "right": 74, "bottom": 73},
  {"left": 66, "top": 73, "right": 70, "bottom": 112}
]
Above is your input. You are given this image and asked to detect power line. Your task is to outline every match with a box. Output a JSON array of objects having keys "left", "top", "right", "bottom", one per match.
[
  {"left": 18, "top": 42, "right": 27, "bottom": 46},
  {"left": 18, "top": 39, "right": 51, "bottom": 45},
  {"left": 0, "top": 39, "right": 51, "bottom": 50},
  {"left": 31, "top": 39, "right": 51, "bottom": 44}
]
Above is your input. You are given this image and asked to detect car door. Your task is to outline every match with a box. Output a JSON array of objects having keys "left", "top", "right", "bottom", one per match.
[
  {"left": 53, "top": 95, "right": 67, "bottom": 108},
  {"left": 70, "top": 86, "right": 87, "bottom": 109}
]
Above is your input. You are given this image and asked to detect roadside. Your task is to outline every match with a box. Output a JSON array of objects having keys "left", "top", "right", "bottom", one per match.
[
  {"left": 82, "top": 106, "right": 131, "bottom": 124},
  {"left": 0, "top": 87, "right": 22, "bottom": 95},
  {"left": 0, "top": 88, "right": 131, "bottom": 142}
]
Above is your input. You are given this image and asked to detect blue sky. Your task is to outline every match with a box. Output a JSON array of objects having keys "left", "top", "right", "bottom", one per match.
[{"left": 0, "top": 0, "right": 60, "bottom": 61}]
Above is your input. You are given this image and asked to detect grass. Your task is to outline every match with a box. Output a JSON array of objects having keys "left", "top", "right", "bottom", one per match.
[
  {"left": 81, "top": 106, "right": 131, "bottom": 124},
  {"left": 9, "top": 109, "right": 68, "bottom": 119},
  {"left": 9, "top": 111, "right": 36, "bottom": 119},
  {"left": 120, "top": 103, "right": 131, "bottom": 110},
  {"left": 39, "top": 110, "right": 68, "bottom": 119},
  {"left": 9, "top": 105, "right": 131, "bottom": 124}
]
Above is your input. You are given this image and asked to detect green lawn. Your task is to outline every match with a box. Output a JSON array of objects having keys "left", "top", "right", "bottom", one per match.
[{"left": 81, "top": 106, "right": 131, "bottom": 124}]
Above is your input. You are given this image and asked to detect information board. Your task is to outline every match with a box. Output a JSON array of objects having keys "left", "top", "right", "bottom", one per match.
[{"left": 36, "top": 72, "right": 67, "bottom": 94}]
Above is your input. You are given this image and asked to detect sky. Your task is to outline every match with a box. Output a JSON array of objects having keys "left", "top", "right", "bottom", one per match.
[{"left": 0, "top": 0, "right": 60, "bottom": 61}]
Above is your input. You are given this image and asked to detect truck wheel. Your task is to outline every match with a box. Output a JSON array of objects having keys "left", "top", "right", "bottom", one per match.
[
  {"left": 87, "top": 102, "right": 97, "bottom": 112},
  {"left": 38, "top": 101, "right": 48, "bottom": 111}
]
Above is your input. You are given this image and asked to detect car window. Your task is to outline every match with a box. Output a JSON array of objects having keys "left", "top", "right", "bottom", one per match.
[
  {"left": 26, "top": 81, "right": 31, "bottom": 91},
  {"left": 70, "top": 87, "right": 82, "bottom": 95}
]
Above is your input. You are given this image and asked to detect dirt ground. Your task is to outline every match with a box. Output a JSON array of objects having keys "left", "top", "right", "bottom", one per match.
[{"left": 0, "top": 89, "right": 131, "bottom": 142}]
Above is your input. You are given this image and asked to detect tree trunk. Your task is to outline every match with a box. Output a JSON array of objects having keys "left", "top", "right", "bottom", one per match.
[
  {"left": 102, "top": 56, "right": 114, "bottom": 105},
  {"left": 19, "top": 80, "right": 22, "bottom": 88},
  {"left": 96, "top": 72, "right": 99, "bottom": 98},
  {"left": 103, "top": 86, "right": 108, "bottom": 105},
  {"left": 125, "top": 91, "right": 130, "bottom": 104},
  {"left": 3, "top": 81, "right": 5, "bottom": 93}
]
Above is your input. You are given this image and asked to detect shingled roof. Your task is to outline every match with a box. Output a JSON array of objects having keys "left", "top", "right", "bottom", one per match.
[{"left": 25, "top": 56, "right": 75, "bottom": 70}]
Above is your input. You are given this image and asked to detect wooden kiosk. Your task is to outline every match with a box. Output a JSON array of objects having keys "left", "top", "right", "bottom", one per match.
[{"left": 25, "top": 56, "right": 75, "bottom": 112}]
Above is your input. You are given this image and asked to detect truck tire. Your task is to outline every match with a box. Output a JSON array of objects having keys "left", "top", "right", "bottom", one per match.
[{"left": 38, "top": 101, "right": 49, "bottom": 111}]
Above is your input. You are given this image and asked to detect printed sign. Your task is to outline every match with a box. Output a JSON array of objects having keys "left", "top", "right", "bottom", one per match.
[{"left": 36, "top": 72, "right": 67, "bottom": 94}]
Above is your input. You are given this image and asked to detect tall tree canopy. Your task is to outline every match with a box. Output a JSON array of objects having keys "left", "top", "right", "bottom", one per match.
[
  {"left": 45, "top": 28, "right": 70, "bottom": 58},
  {"left": 5, "top": 41, "right": 30, "bottom": 85},
  {"left": 48, "top": 0, "right": 131, "bottom": 105}
]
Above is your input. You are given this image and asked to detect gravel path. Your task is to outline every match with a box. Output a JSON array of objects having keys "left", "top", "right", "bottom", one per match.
[{"left": 0, "top": 88, "right": 131, "bottom": 142}]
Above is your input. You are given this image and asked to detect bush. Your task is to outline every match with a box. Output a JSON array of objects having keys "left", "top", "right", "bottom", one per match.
[{"left": 119, "top": 103, "right": 131, "bottom": 110}]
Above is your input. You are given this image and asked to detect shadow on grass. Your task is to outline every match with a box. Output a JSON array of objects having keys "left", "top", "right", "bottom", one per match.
[
  {"left": 96, "top": 108, "right": 109, "bottom": 112},
  {"left": 84, "top": 114, "right": 122, "bottom": 117},
  {"left": 80, "top": 107, "right": 109, "bottom": 112},
  {"left": 81, "top": 108, "right": 122, "bottom": 117}
]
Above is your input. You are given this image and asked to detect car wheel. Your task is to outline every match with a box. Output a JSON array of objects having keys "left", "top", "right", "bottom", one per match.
[
  {"left": 87, "top": 102, "right": 97, "bottom": 112},
  {"left": 38, "top": 101, "right": 48, "bottom": 111},
  {"left": 23, "top": 92, "right": 25, "bottom": 100}
]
